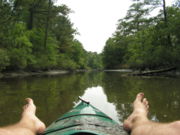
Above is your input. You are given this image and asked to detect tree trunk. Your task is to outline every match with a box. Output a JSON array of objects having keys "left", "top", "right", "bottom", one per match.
[
  {"left": 162, "top": 0, "right": 167, "bottom": 23},
  {"left": 27, "top": 8, "right": 34, "bottom": 30},
  {"left": 162, "top": 0, "right": 172, "bottom": 46},
  {"left": 44, "top": 0, "right": 51, "bottom": 48}
]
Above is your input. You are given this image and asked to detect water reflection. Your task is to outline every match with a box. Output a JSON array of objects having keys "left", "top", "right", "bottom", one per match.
[
  {"left": 0, "top": 72, "right": 180, "bottom": 127},
  {"left": 77, "top": 86, "right": 120, "bottom": 123}
]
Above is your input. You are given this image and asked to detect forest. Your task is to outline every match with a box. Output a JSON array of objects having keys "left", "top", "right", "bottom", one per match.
[
  {"left": 103, "top": 0, "right": 180, "bottom": 70},
  {"left": 0, "top": 0, "right": 103, "bottom": 72},
  {"left": 0, "top": 0, "right": 180, "bottom": 72}
]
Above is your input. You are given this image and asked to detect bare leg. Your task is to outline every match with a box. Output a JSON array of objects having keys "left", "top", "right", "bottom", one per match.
[
  {"left": 123, "top": 93, "right": 149, "bottom": 131},
  {"left": 123, "top": 93, "right": 180, "bottom": 135},
  {"left": 0, "top": 98, "right": 46, "bottom": 135}
]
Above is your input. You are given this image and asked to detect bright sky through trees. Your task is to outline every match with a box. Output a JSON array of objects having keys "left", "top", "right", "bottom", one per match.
[{"left": 56, "top": 0, "right": 173, "bottom": 53}]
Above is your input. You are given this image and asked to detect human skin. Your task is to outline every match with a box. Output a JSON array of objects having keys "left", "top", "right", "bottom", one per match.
[
  {"left": 0, "top": 98, "right": 46, "bottom": 135},
  {"left": 1, "top": 94, "right": 180, "bottom": 135},
  {"left": 123, "top": 93, "right": 180, "bottom": 135}
]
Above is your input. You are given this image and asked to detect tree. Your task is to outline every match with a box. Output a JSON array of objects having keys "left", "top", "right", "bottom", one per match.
[
  {"left": 0, "top": 49, "right": 9, "bottom": 71},
  {"left": 116, "top": 0, "right": 154, "bottom": 36},
  {"left": 0, "top": 0, "right": 91, "bottom": 71},
  {"left": 50, "top": 5, "right": 75, "bottom": 54},
  {"left": 103, "top": 0, "right": 180, "bottom": 69},
  {"left": 102, "top": 37, "right": 127, "bottom": 69},
  {"left": 87, "top": 52, "right": 103, "bottom": 70},
  {"left": 7, "top": 23, "right": 34, "bottom": 70}
]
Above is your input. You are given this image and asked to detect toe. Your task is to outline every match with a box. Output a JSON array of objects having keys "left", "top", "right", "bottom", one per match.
[
  {"left": 143, "top": 98, "right": 148, "bottom": 106},
  {"left": 136, "top": 93, "right": 144, "bottom": 102},
  {"left": 25, "top": 98, "right": 34, "bottom": 104},
  {"left": 146, "top": 105, "right": 149, "bottom": 109},
  {"left": 24, "top": 98, "right": 36, "bottom": 113}
]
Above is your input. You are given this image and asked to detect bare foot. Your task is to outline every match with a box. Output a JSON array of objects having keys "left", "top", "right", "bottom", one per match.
[
  {"left": 123, "top": 93, "right": 149, "bottom": 132},
  {"left": 23, "top": 98, "right": 36, "bottom": 114},
  {"left": 22, "top": 98, "right": 46, "bottom": 134}
]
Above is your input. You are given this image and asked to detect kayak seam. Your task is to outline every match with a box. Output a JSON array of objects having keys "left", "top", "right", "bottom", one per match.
[{"left": 55, "top": 114, "right": 113, "bottom": 123}]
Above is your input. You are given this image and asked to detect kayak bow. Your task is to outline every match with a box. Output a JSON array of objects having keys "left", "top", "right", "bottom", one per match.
[{"left": 43, "top": 99, "right": 127, "bottom": 135}]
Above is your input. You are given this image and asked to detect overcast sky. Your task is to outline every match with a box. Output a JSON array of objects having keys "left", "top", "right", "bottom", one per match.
[{"left": 56, "top": 0, "right": 172, "bottom": 53}]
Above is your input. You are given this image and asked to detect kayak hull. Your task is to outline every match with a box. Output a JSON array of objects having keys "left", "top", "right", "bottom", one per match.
[{"left": 43, "top": 101, "right": 127, "bottom": 135}]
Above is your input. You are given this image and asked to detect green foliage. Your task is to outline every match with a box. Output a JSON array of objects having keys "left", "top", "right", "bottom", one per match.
[
  {"left": 51, "top": 14, "right": 75, "bottom": 53},
  {"left": 70, "top": 40, "right": 87, "bottom": 69},
  {"left": 102, "top": 36, "right": 129, "bottom": 69},
  {"left": 0, "top": 0, "right": 101, "bottom": 72},
  {"left": 87, "top": 52, "right": 103, "bottom": 70},
  {"left": 8, "top": 23, "right": 33, "bottom": 69},
  {"left": 0, "top": 49, "right": 10, "bottom": 71},
  {"left": 28, "top": 28, "right": 58, "bottom": 70},
  {"left": 103, "top": 0, "right": 180, "bottom": 70},
  {"left": 103, "top": 38, "right": 122, "bottom": 69},
  {"left": 57, "top": 54, "right": 79, "bottom": 70}
]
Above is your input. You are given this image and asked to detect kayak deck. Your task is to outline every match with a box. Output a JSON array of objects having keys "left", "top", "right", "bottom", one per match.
[{"left": 43, "top": 101, "right": 127, "bottom": 135}]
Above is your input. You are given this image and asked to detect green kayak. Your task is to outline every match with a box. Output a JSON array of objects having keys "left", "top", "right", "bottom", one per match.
[{"left": 43, "top": 98, "right": 127, "bottom": 135}]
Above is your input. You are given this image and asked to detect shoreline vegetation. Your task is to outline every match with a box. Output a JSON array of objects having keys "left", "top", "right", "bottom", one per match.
[
  {"left": 0, "top": 69, "right": 103, "bottom": 79},
  {"left": 0, "top": 1, "right": 103, "bottom": 73},
  {"left": 1, "top": 67, "right": 180, "bottom": 79},
  {"left": 102, "top": 1, "right": 180, "bottom": 71},
  {"left": 0, "top": 0, "right": 180, "bottom": 75},
  {"left": 129, "top": 67, "right": 180, "bottom": 77},
  {"left": 0, "top": 70, "right": 69, "bottom": 79}
]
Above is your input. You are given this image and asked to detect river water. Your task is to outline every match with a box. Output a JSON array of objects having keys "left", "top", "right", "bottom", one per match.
[{"left": 0, "top": 71, "right": 180, "bottom": 127}]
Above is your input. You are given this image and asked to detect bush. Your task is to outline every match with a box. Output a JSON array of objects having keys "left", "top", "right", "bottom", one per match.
[
  {"left": 57, "top": 54, "right": 78, "bottom": 70},
  {"left": 8, "top": 23, "right": 33, "bottom": 69},
  {"left": 0, "top": 49, "right": 10, "bottom": 71},
  {"left": 28, "top": 29, "right": 58, "bottom": 70}
]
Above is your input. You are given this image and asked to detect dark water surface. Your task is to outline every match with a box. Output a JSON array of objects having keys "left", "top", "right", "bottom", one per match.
[{"left": 0, "top": 72, "right": 180, "bottom": 127}]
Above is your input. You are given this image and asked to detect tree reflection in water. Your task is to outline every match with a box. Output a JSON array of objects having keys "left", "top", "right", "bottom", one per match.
[{"left": 76, "top": 86, "right": 120, "bottom": 124}]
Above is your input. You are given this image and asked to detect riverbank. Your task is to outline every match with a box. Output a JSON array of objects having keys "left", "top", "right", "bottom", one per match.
[
  {"left": 129, "top": 67, "right": 178, "bottom": 76},
  {"left": 103, "top": 68, "right": 180, "bottom": 77},
  {"left": 1, "top": 68, "right": 180, "bottom": 79},
  {"left": 0, "top": 70, "right": 69, "bottom": 79},
  {"left": 0, "top": 69, "right": 105, "bottom": 79}
]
